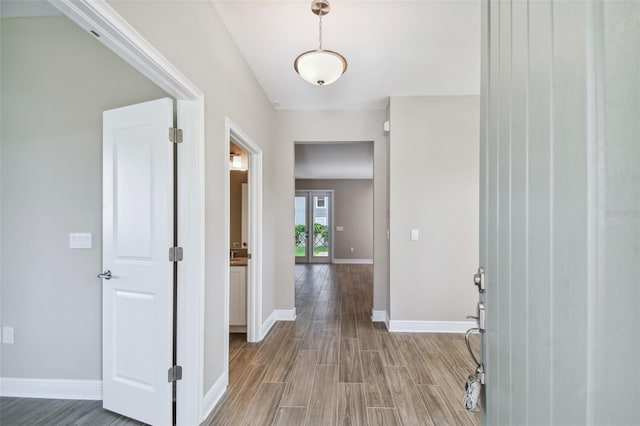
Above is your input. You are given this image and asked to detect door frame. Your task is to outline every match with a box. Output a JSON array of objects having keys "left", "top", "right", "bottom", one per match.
[
  {"left": 294, "top": 190, "right": 334, "bottom": 264},
  {"left": 49, "top": 2, "right": 205, "bottom": 425},
  {"left": 224, "top": 118, "right": 263, "bottom": 344}
]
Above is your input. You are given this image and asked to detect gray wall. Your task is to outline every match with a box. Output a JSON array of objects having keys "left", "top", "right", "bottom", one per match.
[
  {"left": 389, "top": 96, "right": 479, "bottom": 322},
  {"left": 296, "top": 179, "right": 374, "bottom": 260},
  {"left": 481, "top": 1, "right": 640, "bottom": 424},
  {"left": 275, "top": 110, "right": 389, "bottom": 315},
  {"left": 0, "top": 16, "right": 168, "bottom": 379}
]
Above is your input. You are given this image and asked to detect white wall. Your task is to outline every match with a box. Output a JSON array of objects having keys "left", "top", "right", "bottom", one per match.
[
  {"left": 275, "top": 110, "right": 389, "bottom": 314},
  {"left": 0, "top": 16, "right": 168, "bottom": 379},
  {"left": 389, "top": 96, "right": 479, "bottom": 323},
  {"left": 106, "top": 0, "right": 277, "bottom": 395}
]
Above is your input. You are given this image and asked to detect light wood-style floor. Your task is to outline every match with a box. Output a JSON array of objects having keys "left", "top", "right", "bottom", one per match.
[
  {"left": 0, "top": 398, "right": 144, "bottom": 425},
  {"left": 0, "top": 264, "right": 479, "bottom": 426},
  {"left": 205, "top": 264, "right": 480, "bottom": 426}
]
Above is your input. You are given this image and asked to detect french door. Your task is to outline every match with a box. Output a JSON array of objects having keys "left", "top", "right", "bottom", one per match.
[{"left": 295, "top": 191, "right": 332, "bottom": 264}]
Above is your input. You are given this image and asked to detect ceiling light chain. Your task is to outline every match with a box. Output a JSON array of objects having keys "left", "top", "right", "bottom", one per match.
[
  {"left": 294, "top": 0, "right": 347, "bottom": 86},
  {"left": 318, "top": 14, "right": 323, "bottom": 50}
]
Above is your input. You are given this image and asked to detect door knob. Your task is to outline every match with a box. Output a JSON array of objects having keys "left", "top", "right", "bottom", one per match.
[{"left": 97, "top": 270, "right": 112, "bottom": 280}]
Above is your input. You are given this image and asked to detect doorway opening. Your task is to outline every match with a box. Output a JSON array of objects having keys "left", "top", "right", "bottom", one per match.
[
  {"left": 47, "top": 2, "right": 206, "bottom": 425},
  {"left": 293, "top": 142, "right": 375, "bottom": 266},
  {"left": 224, "top": 118, "right": 263, "bottom": 349},
  {"left": 228, "top": 140, "right": 249, "bottom": 345}
]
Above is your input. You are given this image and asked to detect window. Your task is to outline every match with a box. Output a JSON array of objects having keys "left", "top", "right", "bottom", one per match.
[{"left": 315, "top": 197, "right": 326, "bottom": 208}]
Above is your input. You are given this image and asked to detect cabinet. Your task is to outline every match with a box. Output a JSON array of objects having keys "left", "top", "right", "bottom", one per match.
[{"left": 229, "top": 266, "right": 246, "bottom": 329}]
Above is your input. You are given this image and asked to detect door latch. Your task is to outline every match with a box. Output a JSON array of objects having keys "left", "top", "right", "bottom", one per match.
[
  {"left": 466, "top": 301, "right": 486, "bottom": 330},
  {"left": 473, "top": 266, "right": 485, "bottom": 293}
]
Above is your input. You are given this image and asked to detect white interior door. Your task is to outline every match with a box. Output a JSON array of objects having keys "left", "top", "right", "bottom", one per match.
[{"left": 102, "top": 98, "right": 174, "bottom": 425}]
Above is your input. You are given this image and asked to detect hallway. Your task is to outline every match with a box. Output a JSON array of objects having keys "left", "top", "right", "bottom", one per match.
[{"left": 206, "top": 264, "right": 480, "bottom": 425}]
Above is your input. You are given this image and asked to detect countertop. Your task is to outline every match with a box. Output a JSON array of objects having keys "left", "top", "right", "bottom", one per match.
[{"left": 230, "top": 257, "right": 248, "bottom": 266}]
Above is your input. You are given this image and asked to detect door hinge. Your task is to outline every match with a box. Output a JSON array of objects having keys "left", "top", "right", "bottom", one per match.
[
  {"left": 169, "top": 246, "right": 184, "bottom": 262},
  {"left": 168, "top": 365, "right": 183, "bottom": 382},
  {"left": 247, "top": 253, "right": 252, "bottom": 259},
  {"left": 169, "top": 127, "right": 183, "bottom": 144}
]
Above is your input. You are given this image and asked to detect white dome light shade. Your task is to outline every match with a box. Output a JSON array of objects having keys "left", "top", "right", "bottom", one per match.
[{"left": 294, "top": 49, "right": 347, "bottom": 86}]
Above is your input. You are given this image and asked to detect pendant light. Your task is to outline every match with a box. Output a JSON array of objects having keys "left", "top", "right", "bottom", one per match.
[{"left": 294, "top": 0, "right": 347, "bottom": 86}]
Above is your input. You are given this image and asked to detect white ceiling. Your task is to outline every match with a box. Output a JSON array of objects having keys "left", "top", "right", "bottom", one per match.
[
  {"left": 4, "top": 0, "right": 478, "bottom": 176},
  {"left": 212, "top": 0, "right": 481, "bottom": 110},
  {"left": 3, "top": 0, "right": 481, "bottom": 110},
  {"left": 295, "top": 142, "right": 373, "bottom": 179}
]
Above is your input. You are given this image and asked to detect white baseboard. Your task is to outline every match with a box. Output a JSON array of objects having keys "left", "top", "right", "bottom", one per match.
[
  {"left": 371, "top": 310, "right": 390, "bottom": 329},
  {"left": 260, "top": 308, "right": 297, "bottom": 340},
  {"left": 332, "top": 259, "right": 373, "bottom": 264},
  {"left": 388, "top": 320, "right": 476, "bottom": 333},
  {"left": 0, "top": 377, "right": 102, "bottom": 400},
  {"left": 261, "top": 311, "right": 276, "bottom": 339},
  {"left": 201, "top": 372, "right": 227, "bottom": 423},
  {"left": 274, "top": 308, "right": 296, "bottom": 321}
]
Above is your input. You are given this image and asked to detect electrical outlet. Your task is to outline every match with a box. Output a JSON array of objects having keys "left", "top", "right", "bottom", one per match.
[
  {"left": 2, "top": 326, "right": 14, "bottom": 344},
  {"left": 350, "top": 247, "right": 354, "bottom": 252},
  {"left": 411, "top": 229, "right": 419, "bottom": 241}
]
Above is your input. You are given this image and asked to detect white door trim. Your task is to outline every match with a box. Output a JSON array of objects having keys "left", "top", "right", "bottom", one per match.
[
  {"left": 47, "top": 2, "right": 205, "bottom": 425},
  {"left": 225, "top": 118, "right": 263, "bottom": 344}
]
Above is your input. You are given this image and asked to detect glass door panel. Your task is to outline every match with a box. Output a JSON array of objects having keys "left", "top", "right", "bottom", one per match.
[
  {"left": 311, "top": 195, "right": 330, "bottom": 261},
  {"left": 294, "top": 191, "right": 332, "bottom": 263},
  {"left": 294, "top": 194, "right": 308, "bottom": 263}
]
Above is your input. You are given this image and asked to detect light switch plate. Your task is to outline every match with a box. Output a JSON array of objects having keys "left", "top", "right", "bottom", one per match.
[
  {"left": 70, "top": 233, "right": 92, "bottom": 249},
  {"left": 2, "top": 326, "right": 14, "bottom": 344},
  {"left": 410, "top": 229, "right": 419, "bottom": 241},
  {"left": 336, "top": 226, "right": 344, "bottom": 232}
]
